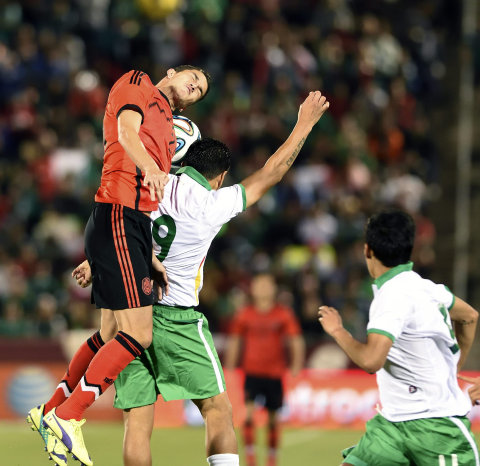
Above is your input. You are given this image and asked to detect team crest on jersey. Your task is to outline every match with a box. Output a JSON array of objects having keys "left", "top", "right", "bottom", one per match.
[{"left": 142, "top": 277, "right": 152, "bottom": 295}]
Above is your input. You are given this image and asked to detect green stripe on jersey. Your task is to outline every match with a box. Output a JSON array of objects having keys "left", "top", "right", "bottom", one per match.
[
  {"left": 176, "top": 166, "right": 212, "bottom": 190},
  {"left": 239, "top": 184, "right": 247, "bottom": 211},
  {"left": 367, "top": 328, "right": 395, "bottom": 342}
]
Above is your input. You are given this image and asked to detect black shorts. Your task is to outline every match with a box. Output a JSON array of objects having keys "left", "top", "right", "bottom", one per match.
[
  {"left": 244, "top": 375, "right": 284, "bottom": 411},
  {"left": 85, "top": 203, "right": 154, "bottom": 310}
]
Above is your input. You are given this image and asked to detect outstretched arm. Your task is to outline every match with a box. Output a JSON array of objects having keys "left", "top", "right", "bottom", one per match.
[
  {"left": 288, "top": 335, "right": 305, "bottom": 377},
  {"left": 318, "top": 306, "right": 393, "bottom": 374},
  {"left": 449, "top": 296, "right": 478, "bottom": 370},
  {"left": 241, "top": 91, "right": 330, "bottom": 208}
]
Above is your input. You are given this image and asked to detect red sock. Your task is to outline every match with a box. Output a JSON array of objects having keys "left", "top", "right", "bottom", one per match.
[
  {"left": 243, "top": 420, "right": 255, "bottom": 447},
  {"left": 268, "top": 423, "right": 279, "bottom": 450},
  {"left": 267, "top": 423, "right": 279, "bottom": 466},
  {"left": 243, "top": 420, "right": 255, "bottom": 465},
  {"left": 44, "top": 331, "right": 105, "bottom": 414},
  {"left": 55, "top": 331, "right": 143, "bottom": 421}
]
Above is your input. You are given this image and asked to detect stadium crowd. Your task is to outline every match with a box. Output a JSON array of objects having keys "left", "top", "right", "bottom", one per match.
[{"left": 0, "top": 0, "right": 461, "bottom": 360}]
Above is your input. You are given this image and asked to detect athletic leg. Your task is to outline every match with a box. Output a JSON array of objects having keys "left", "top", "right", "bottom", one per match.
[
  {"left": 123, "top": 404, "right": 155, "bottom": 466},
  {"left": 266, "top": 409, "right": 279, "bottom": 466},
  {"left": 43, "top": 306, "right": 151, "bottom": 466},
  {"left": 243, "top": 400, "right": 256, "bottom": 466},
  {"left": 43, "top": 309, "right": 117, "bottom": 414},
  {"left": 194, "top": 393, "right": 238, "bottom": 465},
  {"left": 194, "top": 392, "right": 238, "bottom": 455},
  {"left": 54, "top": 305, "right": 152, "bottom": 421}
]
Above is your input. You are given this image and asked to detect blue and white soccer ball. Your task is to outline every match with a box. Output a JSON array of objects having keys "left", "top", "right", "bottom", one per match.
[{"left": 172, "top": 115, "right": 201, "bottom": 165}]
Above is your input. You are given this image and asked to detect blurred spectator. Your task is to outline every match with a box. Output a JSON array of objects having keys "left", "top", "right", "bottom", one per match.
[{"left": 0, "top": 0, "right": 457, "bottom": 360}]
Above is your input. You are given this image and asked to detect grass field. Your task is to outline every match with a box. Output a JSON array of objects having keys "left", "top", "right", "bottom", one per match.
[
  {"left": 3, "top": 421, "right": 364, "bottom": 465},
  {"left": 4, "top": 421, "right": 480, "bottom": 465}
]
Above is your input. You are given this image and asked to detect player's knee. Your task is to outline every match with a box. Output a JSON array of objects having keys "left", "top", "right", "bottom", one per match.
[{"left": 199, "top": 394, "right": 233, "bottom": 423}]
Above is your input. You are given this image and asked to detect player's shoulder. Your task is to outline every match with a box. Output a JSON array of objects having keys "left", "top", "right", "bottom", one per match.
[
  {"left": 274, "top": 304, "right": 297, "bottom": 318},
  {"left": 111, "top": 70, "right": 154, "bottom": 93}
]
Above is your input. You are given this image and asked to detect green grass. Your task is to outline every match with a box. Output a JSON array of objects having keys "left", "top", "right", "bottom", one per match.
[
  {"left": 3, "top": 421, "right": 362, "bottom": 465},
  {"left": 4, "top": 421, "right": 480, "bottom": 465}
]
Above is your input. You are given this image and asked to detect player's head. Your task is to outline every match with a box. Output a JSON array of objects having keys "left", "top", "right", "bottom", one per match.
[
  {"left": 250, "top": 273, "right": 277, "bottom": 310},
  {"left": 181, "top": 138, "right": 231, "bottom": 189},
  {"left": 364, "top": 210, "right": 415, "bottom": 269},
  {"left": 160, "top": 65, "right": 211, "bottom": 111}
]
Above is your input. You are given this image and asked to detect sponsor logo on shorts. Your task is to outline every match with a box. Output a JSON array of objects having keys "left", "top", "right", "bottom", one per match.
[
  {"left": 409, "top": 385, "right": 417, "bottom": 394},
  {"left": 142, "top": 277, "right": 152, "bottom": 295},
  {"left": 104, "top": 377, "right": 114, "bottom": 385}
]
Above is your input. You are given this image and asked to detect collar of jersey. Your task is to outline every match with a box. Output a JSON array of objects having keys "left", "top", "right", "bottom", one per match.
[
  {"left": 374, "top": 261, "right": 413, "bottom": 289},
  {"left": 157, "top": 89, "right": 171, "bottom": 108},
  {"left": 176, "top": 166, "right": 212, "bottom": 191}
]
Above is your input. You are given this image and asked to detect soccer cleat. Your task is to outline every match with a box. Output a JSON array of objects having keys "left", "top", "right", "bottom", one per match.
[
  {"left": 43, "top": 408, "right": 93, "bottom": 466},
  {"left": 27, "top": 404, "right": 68, "bottom": 466}
]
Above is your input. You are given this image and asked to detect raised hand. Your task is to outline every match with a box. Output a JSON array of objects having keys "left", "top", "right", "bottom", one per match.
[{"left": 297, "top": 91, "right": 330, "bottom": 128}]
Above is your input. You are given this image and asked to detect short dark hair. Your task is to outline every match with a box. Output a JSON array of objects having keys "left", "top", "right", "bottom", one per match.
[
  {"left": 181, "top": 138, "right": 231, "bottom": 180},
  {"left": 365, "top": 210, "right": 415, "bottom": 267},
  {"left": 173, "top": 65, "right": 212, "bottom": 100}
]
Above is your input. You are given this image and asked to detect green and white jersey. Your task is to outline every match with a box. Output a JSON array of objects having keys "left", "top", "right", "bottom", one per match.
[
  {"left": 151, "top": 167, "right": 246, "bottom": 307},
  {"left": 367, "top": 262, "right": 471, "bottom": 422}
]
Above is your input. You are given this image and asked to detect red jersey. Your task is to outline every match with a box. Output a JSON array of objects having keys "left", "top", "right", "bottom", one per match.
[
  {"left": 96, "top": 70, "right": 176, "bottom": 211},
  {"left": 230, "top": 304, "right": 301, "bottom": 379}
]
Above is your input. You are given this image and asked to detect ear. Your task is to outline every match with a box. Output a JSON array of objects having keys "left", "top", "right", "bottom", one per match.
[
  {"left": 364, "top": 244, "right": 372, "bottom": 259},
  {"left": 167, "top": 68, "right": 175, "bottom": 79},
  {"left": 212, "top": 171, "right": 227, "bottom": 190}
]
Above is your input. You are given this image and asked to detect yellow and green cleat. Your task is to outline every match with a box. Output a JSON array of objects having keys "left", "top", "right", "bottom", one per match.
[
  {"left": 27, "top": 404, "right": 68, "bottom": 466},
  {"left": 43, "top": 408, "right": 93, "bottom": 466}
]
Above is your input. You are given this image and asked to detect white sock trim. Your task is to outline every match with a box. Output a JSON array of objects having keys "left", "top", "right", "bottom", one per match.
[{"left": 207, "top": 453, "right": 239, "bottom": 465}]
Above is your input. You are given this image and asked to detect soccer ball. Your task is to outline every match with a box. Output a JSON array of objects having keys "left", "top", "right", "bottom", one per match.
[{"left": 172, "top": 115, "right": 201, "bottom": 165}]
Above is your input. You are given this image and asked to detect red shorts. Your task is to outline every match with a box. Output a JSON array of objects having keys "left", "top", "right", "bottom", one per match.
[{"left": 85, "top": 203, "right": 154, "bottom": 310}]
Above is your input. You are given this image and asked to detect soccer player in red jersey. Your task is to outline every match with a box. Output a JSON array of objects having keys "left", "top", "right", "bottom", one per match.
[
  {"left": 28, "top": 66, "right": 210, "bottom": 466},
  {"left": 225, "top": 273, "right": 305, "bottom": 466}
]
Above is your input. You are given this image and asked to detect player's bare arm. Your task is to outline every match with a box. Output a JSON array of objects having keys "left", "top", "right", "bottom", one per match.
[
  {"left": 224, "top": 335, "right": 241, "bottom": 371},
  {"left": 241, "top": 91, "right": 330, "bottom": 208},
  {"left": 449, "top": 296, "right": 478, "bottom": 370},
  {"left": 117, "top": 109, "right": 169, "bottom": 202},
  {"left": 288, "top": 335, "right": 305, "bottom": 377},
  {"left": 318, "top": 306, "right": 392, "bottom": 374}
]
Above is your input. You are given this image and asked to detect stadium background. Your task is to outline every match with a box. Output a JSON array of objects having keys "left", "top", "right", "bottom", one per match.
[{"left": 1, "top": 0, "right": 480, "bottom": 464}]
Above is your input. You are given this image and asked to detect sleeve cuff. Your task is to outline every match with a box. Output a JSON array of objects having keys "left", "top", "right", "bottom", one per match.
[
  {"left": 367, "top": 328, "right": 395, "bottom": 342},
  {"left": 444, "top": 285, "right": 456, "bottom": 310},
  {"left": 116, "top": 104, "right": 145, "bottom": 124},
  {"left": 239, "top": 184, "right": 247, "bottom": 211}
]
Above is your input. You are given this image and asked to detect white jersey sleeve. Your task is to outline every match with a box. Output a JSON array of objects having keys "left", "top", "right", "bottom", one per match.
[
  {"left": 204, "top": 184, "right": 246, "bottom": 228},
  {"left": 367, "top": 287, "right": 410, "bottom": 341}
]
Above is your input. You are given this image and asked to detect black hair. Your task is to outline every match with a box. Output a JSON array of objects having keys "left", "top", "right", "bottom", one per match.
[
  {"left": 365, "top": 210, "right": 415, "bottom": 267},
  {"left": 173, "top": 65, "right": 212, "bottom": 100},
  {"left": 181, "top": 138, "right": 231, "bottom": 180}
]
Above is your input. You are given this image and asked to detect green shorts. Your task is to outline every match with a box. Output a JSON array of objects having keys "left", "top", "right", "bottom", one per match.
[
  {"left": 343, "top": 414, "right": 479, "bottom": 466},
  {"left": 114, "top": 304, "right": 226, "bottom": 409}
]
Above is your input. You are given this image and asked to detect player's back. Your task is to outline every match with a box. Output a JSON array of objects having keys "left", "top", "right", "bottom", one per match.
[
  {"left": 151, "top": 167, "right": 245, "bottom": 307},
  {"left": 371, "top": 268, "right": 470, "bottom": 421}
]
